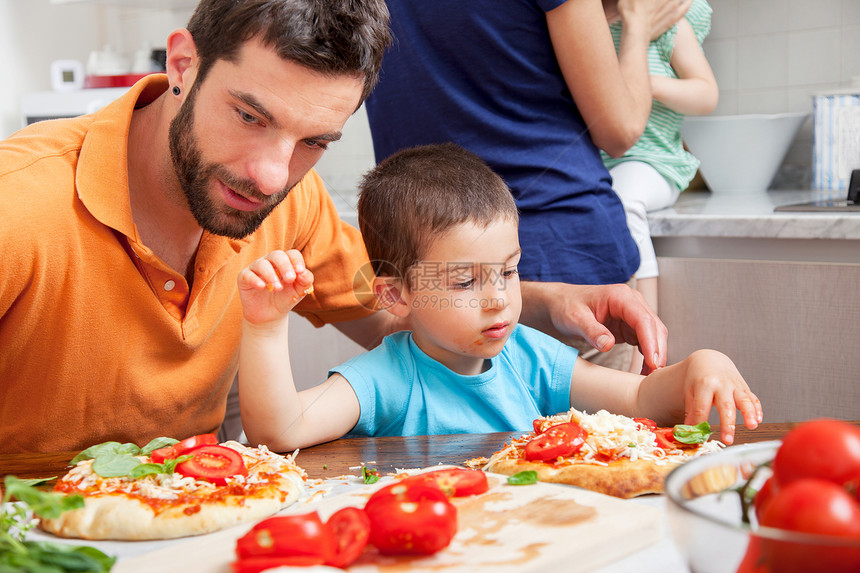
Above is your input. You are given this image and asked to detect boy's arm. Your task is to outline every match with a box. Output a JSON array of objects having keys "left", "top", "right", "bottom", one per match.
[
  {"left": 650, "top": 17, "right": 719, "bottom": 115},
  {"left": 569, "top": 349, "right": 763, "bottom": 444},
  {"left": 237, "top": 250, "right": 361, "bottom": 451}
]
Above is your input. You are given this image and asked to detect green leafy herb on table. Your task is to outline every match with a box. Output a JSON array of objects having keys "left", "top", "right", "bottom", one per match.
[
  {"left": 507, "top": 470, "right": 538, "bottom": 486},
  {"left": 1, "top": 476, "right": 116, "bottom": 572},
  {"left": 362, "top": 466, "right": 382, "bottom": 484}
]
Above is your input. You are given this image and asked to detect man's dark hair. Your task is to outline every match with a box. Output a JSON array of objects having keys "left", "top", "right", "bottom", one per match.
[
  {"left": 186, "top": 0, "right": 390, "bottom": 105},
  {"left": 358, "top": 143, "right": 519, "bottom": 280}
]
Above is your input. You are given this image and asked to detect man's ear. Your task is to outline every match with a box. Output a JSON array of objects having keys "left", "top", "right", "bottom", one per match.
[
  {"left": 165, "top": 28, "right": 198, "bottom": 95},
  {"left": 372, "top": 276, "right": 410, "bottom": 318}
]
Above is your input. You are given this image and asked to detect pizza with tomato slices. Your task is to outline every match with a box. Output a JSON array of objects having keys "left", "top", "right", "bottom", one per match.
[
  {"left": 480, "top": 408, "right": 724, "bottom": 498},
  {"left": 38, "top": 434, "right": 306, "bottom": 540}
]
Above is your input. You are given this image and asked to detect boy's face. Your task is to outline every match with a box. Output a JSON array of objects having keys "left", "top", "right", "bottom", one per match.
[
  {"left": 403, "top": 217, "right": 522, "bottom": 376},
  {"left": 169, "top": 38, "right": 363, "bottom": 238}
]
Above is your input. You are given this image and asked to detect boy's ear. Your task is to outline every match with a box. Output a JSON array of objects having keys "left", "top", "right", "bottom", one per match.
[{"left": 372, "top": 276, "right": 410, "bottom": 318}]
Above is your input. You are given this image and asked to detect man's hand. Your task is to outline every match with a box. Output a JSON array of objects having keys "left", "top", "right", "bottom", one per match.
[{"left": 520, "top": 281, "right": 668, "bottom": 374}]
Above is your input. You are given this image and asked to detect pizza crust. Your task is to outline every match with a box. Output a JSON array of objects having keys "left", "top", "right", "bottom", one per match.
[
  {"left": 38, "top": 477, "right": 300, "bottom": 540},
  {"left": 487, "top": 456, "right": 678, "bottom": 499}
]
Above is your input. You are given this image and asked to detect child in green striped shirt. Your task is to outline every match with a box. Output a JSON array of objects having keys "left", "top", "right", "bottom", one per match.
[{"left": 601, "top": 0, "right": 718, "bottom": 372}]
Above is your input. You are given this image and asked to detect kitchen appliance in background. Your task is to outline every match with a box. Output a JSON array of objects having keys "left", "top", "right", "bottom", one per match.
[
  {"left": 812, "top": 89, "right": 860, "bottom": 193},
  {"left": 774, "top": 168, "right": 860, "bottom": 212},
  {"left": 20, "top": 87, "right": 129, "bottom": 127}
]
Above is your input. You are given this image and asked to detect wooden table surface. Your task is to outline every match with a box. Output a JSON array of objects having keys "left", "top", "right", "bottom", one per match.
[{"left": 0, "top": 422, "right": 810, "bottom": 484}]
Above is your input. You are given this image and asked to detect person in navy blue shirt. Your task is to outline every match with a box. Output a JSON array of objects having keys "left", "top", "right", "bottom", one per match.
[{"left": 364, "top": 0, "right": 692, "bottom": 371}]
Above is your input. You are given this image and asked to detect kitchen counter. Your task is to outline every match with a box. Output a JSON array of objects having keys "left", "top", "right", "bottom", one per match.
[
  {"left": 648, "top": 189, "right": 859, "bottom": 263},
  {"left": 649, "top": 189, "right": 859, "bottom": 241}
]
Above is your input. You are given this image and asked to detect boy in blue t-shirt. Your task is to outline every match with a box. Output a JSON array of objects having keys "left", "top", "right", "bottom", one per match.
[{"left": 236, "top": 144, "right": 762, "bottom": 450}]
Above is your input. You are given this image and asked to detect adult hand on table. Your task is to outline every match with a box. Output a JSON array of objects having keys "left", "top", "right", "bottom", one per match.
[{"left": 520, "top": 282, "right": 668, "bottom": 375}]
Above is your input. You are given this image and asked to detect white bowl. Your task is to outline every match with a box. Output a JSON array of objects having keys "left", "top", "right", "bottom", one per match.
[
  {"left": 665, "top": 441, "right": 860, "bottom": 573},
  {"left": 682, "top": 112, "right": 810, "bottom": 194}
]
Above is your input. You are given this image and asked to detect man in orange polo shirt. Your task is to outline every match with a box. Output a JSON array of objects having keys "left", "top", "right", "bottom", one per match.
[{"left": 0, "top": 0, "right": 667, "bottom": 454}]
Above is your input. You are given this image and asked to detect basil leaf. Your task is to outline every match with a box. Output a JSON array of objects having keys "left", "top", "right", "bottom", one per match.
[
  {"left": 507, "top": 470, "right": 538, "bottom": 486},
  {"left": 128, "top": 455, "right": 193, "bottom": 479},
  {"left": 673, "top": 422, "right": 713, "bottom": 444},
  {"left": 91, "top": 454, "right": 141, "bottom": 478},
  {"left": 362, "top": 466, "right": 381, "bottom": 484},
  {"left": 71, "top": 442, "right": 140, "bottom": 465},
  {"left": 128, "top": 464, "right": 163, "bottom": 479},
  {"left": 162, "top": 455, "right": 193, "bottom": 474},
  {"left": 3, "top": 476, "right": 84, "bottom": 520},
  {"left": 140, "top": 437, "right": 178, "bottom": 456}
]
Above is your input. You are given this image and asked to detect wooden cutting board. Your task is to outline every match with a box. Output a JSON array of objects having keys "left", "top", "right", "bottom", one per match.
[{"left": 113, "top": 472, "right": 661, "bottom": 573}]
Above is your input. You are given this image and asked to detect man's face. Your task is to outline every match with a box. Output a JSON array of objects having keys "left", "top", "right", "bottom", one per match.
[{"left": 168, "top": 40, "right": 364, "bottom": 239}]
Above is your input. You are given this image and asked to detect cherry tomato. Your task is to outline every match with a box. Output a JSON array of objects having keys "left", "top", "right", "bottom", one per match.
[
  {"left": 403, "top": 468, "right": 489, "bottom": 497},
  {"left": 759, "top": 478, "right": 860, "bottom": 573},
  {"left": 772, "top": 419, "right": 860, "bottom": 486},
  {"left": 523, "top": 422, "right": 587, "bottom": 462},
  {"left": 231, "top": 555, "right": 327, "bottom": 573},
  {"left": 176, "top": 444, "right": 247, "bottom": 485},
  {"left": 325, "top": 507, "right": 371, "bottom": 568},
  {"left": 364, "top": 481, "right": 457, "bottom": 555},
  {"left": 753, "top": 476, "right": 778, "bottom": 520},
  {"left": 236, "top": 512, "right": 334, "bottom": 562}
]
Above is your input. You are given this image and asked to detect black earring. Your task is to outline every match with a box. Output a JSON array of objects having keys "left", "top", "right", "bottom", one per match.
[{"left": 172, "top": 86, "right": 181, "bottom": 96}]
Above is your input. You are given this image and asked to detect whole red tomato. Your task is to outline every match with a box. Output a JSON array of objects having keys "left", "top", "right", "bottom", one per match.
[
  {"left": 759, "top": 478, "right": 860, "bottom": 573},
  {"left": 364, "top": 481, "right": 457, "bottom": 555},
  {"left": 772, "top": 419, "right": 860, "bottom": 486}
]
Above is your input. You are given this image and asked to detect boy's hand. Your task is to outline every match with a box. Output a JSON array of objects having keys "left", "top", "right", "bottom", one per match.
[
  {"left": 678, "top": 349, "right": 763, "bottom": 445},
  {"left": 238, "top": 249, "right": 315, "bottom": 326}
]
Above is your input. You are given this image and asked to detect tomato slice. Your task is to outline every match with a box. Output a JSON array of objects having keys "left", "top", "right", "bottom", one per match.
[
  {"left": 150, "top": 434, "right": 218, "bottom": 463},
  {"left": 364, "top": 481, "right": 457, "bottom": 555},
  {"left": 523, "top": 422, "right": 587, "bottom": 462},
  {"left": 150, "top": 445, "right": 177, "bottom": 464},
  {"left": 173, "top": 433, "right": 219, "bottom": 455},
  {"left": 175, "top": 444, "right": 247, "bottom": 485},
  {"left": 236, "top": 512, "right": 334, "bottom": 561},
  {"left": 634, "top": 417, "right": 658, "bottom": 430},
  {"left": 653, "top": 427, "right": 679, "bottom": 450},
  {"left": 404, "top": 468, "right": 489, "bottom": 497},
  {"left": 325, "top": 507, "right": 371, "bottom": 568}
]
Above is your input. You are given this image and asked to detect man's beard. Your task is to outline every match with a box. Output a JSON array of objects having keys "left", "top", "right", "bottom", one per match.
[{"left": 168, "top": 85, "right": 292, "bottom": 239}]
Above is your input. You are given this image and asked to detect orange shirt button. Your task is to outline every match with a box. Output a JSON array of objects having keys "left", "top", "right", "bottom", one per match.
[{"left": 164, "top": 280, "right": 176, "bottom": 292}]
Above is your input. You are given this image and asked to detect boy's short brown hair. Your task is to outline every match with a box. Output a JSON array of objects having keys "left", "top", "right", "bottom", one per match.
[
  {"left": 187, "top": 0, "right": 390, "bottom": 105},
  {"left": 358, "top": 143, "right": 518, "bottom": 280}
]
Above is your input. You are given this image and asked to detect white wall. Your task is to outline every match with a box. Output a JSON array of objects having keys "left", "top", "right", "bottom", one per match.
[{"left": 705, "top": 0, "right": 860, "bottom": 188}]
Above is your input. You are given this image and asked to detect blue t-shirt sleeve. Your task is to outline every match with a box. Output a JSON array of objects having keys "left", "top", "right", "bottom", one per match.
[
  {"left": 503, "top": 325, "right": 577, "bottom": 417},
  {"left": 328, "top": 333, "right": 413, "bottom": 436}
]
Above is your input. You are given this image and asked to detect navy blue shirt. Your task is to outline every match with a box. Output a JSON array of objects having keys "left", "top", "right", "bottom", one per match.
[{"left": 366, "top": 0, "right": 640, "bottom": 284}]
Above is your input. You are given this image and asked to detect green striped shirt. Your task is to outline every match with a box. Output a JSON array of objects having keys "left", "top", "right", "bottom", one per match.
[{"left": 601, "top": 0, "right": 713, "bottom": 191}]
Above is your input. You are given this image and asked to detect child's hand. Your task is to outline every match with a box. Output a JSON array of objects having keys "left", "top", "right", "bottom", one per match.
[
  {"left": 676, "top": 349, "right": 763, "bottom": 445},
  {"left": 237, "top": 249, "right": 314, "bottom": 326}
]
